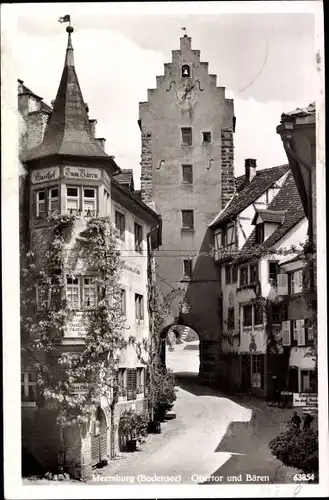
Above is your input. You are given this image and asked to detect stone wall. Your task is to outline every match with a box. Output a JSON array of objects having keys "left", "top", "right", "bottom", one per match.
[
  {"left": 140, "top": 132, "right": 153, "bottom": 207},
  {"left": 221, "top": 128, "right": 235, "bottom": 209}
]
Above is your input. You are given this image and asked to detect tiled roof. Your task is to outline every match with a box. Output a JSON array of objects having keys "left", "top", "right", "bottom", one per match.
[
  {"left": 281, "top": 102, "right": 315, "bottom": 120},
  {"left": 209, "top": 164, "right": 290, "bottom": 228},
  {"left": 23, "top": 33, "right": 109, "bottom": 162},
  {"left": 252, "top": 209, "right": 287, "bottom": 225},
  {"left": 114, "top": 169, "right": 134, "bottom": 187},
  {"left": 233, "top": 172, "right": 306, "bottom": 263},
  {"left": 18, "top": 79, "right": 52, "bottom": 114}
]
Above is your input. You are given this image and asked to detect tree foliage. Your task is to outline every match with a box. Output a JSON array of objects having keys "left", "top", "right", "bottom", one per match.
[{"left": 21, "top": 214, "right": 128, "bottom": 427}]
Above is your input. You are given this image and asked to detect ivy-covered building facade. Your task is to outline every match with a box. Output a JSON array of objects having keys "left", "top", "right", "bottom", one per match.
[
  {"left": 210, "top": 159, "right": 315, "bottom": 398},
  {"left": 19, "top": 26, "right": 161, "bottom": 479}
]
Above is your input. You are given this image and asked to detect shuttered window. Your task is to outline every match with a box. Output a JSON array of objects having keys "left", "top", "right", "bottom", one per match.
[
  {"left": 277, "top": 273, "right": 288, "bottom": 295},
  {"left": 127, "top": 368, "right": 137, "bottom": 401},
  {"left": 290, "top": 270, "right": 303, "bottom": 294},
  {"left": 297, "top": 319, "right": 306, "bottom": 346},
  {"left": 282, "top": 320, "right": 291, "bottom": 346}
]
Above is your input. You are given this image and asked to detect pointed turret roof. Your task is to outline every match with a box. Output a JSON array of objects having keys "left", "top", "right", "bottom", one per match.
[{"left": 24, "top": 26, "right": 110, "bottom": 163}]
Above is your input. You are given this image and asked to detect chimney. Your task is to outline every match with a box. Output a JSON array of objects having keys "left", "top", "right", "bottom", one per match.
[
  {"left": 89, "top": 119, "right": 97, "bottom": 137},
  {"left": 245, "top": 159, "right": 257, "bottom": 183},
  {"left": 96, "top": 138, "right": 106, "bottom": 151}
]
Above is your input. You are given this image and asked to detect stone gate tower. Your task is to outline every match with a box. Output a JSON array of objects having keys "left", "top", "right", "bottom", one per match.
[{"left": 139, "top": 35, "right": 235, "bottom": 383}]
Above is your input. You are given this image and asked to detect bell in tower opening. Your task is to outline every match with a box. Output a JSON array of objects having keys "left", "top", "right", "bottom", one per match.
[{"left": 182, "top": 64, "right": 190, "bottom": 78}]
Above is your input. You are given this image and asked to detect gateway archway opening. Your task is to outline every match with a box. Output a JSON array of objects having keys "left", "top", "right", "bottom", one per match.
[{"left": 161, "top": 325, "right": 200, "bottom": 377}]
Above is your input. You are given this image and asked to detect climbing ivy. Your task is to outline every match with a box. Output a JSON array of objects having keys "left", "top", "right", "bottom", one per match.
[{"left": 21, "top": 213, "right": 128, "bottom": 428}]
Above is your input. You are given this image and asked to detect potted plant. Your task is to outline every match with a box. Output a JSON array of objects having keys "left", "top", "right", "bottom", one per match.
[{"left": 119, "top": 409, "right": 148, "bottom": 452}]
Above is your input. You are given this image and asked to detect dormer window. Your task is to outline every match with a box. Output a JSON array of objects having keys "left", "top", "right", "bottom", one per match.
[
  {"left": 182, "top": 65, "right": 190, "bottom": 78},
  {"left": 255, "top": 223, "right": 265, "bottom": 244}
]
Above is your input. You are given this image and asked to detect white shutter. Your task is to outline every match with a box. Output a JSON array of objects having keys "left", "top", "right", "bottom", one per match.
[
  {"left": 277, "top": 273, "right": 288, "bottom": 295},
  {"left": 298, "top": 319, "right": 305, "bottom": 346},
  {"left": 296, "top": 270, "right": 303, "bottom": 292},
  {"left": 282, "top": 321, "right": 291, "bottom": 346}
]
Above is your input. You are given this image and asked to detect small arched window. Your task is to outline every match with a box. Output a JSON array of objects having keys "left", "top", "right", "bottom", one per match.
[{"left": 182, "top": 65, "right": 190, "bottom": 78}]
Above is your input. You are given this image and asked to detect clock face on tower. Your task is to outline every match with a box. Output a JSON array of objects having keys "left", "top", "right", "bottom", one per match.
[{"left": 175, "top": 83, "right": 198, "bottom": 109}]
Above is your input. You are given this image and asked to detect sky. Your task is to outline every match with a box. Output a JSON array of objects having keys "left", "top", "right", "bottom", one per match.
[{"left": 9, "top": 2, "right": 321, "bottom": 188}]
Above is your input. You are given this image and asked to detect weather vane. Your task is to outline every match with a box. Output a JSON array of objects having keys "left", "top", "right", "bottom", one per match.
[
  {"left": 58, "top": 14, "right": 71, "bottom": 27},
  {"left": 181, "top": 27, "right": 187, "bottom": 37}
]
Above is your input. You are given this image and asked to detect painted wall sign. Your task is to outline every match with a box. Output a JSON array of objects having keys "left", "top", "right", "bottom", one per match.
[
  {"left": 293, "top": 393, "right": 318, "bottom": 408},
  {"left": 123, "top": 264, "right": 141, "bottom": 276},
  {"left": 65, "top": 311, "right": 87, "bottom": 338},
  {"left": 64, "top": 166, "right": 101, "bottom": 180},
  {"left": 31, "top": 167, "right": 60, "bottom": 184},
  {"left": 70, "top": 383, "right": 89, "bottom": 395}
]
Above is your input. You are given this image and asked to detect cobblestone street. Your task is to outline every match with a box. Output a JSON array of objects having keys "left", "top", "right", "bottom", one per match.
[{"left": 88, "top": 342, "right": 301, "bottom": 485}]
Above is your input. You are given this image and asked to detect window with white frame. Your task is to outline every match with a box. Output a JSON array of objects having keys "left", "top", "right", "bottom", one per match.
[
  {"left": 135, "top": 294, "right": 144, "bottom": 320},
  {"left": 36, "top": 190, "right": 46, "bottom": 218},
  {"left": 120, "top": 289, "right": 126, "bottom": 316},
  {"left": 136, "top": 367, "right": 144, "bottom": 394},
  {"left": 305, "top": 319, "right": 314, "bottom": 341},
  {"left": 104, "top": 189, "right": 111, "bottom": 216},
  {"left": 83, "top": 277, "right": 97, "bottom": 307},
  {"left": 118, "top": 368, "right": 126, "bottom": 397},
  {"left": 21, "top": 372, "right": 37, "bottom": 404},
  {"left": 66, "top": 276, "right": 80, "bottom": 309},
  {"left": 289, "top": 270, "right": 303, "bottom": 294},
  {"left": 215, "top": 230, "right": 222, "bottom": 252},
  {"left": 36, "top": 285, "right": 48, "bottom": 309},
  {"left": 115, "top": 210, "right": 125, "bottom": 239},
  {"left": 251, "top": 355, "right": 263, "bottom": 388},
  {"left": 243, "top": 304, "right": 252, "bottom": 327},
  {"left": 134, "top": 223, "right": 143, "bottom": 253},
  {"left": 282, "top": 320, "right": 291, "bottom": 346},
  {"left": 240, "top": 267, "right": 248, "bottom": 286},
  {"left": 83, "top": 188, "right": 96, "bottom": 216},
  {"left": 48, "top": 188, "right": 59, "bottom": 213},
  {"left": 66, "top": 186, "right": 80, "bottom": 214},
  {"left": 254, "top": 303, "right": 263, "bottom": 325},
  {"left": 224, "top": 224, "right": 236, "bottom": 251},
  {"left": 249, "top": 263, "right": 258, "bottom": 284}
]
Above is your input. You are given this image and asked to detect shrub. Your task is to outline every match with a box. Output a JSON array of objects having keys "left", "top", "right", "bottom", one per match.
[
  {"left": 119, "top": 409, "right": 149, "bottom": 442},
  {"left": 269, "top": 422, "right": 318, "bottom": 473},
  {"left": 153, "top": 369, "right": 177, "bottom": 419}
]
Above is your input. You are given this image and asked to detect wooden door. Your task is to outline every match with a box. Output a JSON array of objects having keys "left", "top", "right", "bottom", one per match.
[{"left": 91, "top": 408, "right": 107, "bottom": 467}]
